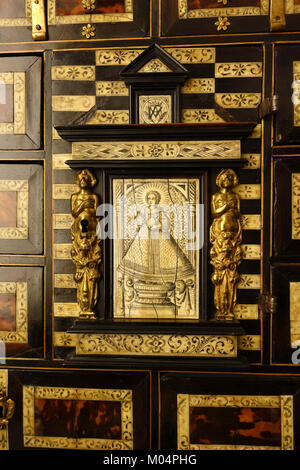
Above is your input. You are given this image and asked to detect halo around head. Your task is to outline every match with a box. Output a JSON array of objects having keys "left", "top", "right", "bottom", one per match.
[{"left": 145, "top": 190, "right": 161, "bottom": 204}]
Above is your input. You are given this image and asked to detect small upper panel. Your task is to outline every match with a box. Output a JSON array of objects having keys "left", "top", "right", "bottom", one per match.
[
  {"left": 0, "top": 56, "right": 42, "bottom": 150},
  {"left": 0, "top": 0, "right": 150, "bottom": 42},
  {"left": 161, "top": 0, "right": 270, "bottom": 36}
]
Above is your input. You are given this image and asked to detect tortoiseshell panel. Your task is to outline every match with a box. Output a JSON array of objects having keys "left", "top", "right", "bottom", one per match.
[
  {"left": 55, "top": 0, "right": 126, "bottom": 15},
  {"left": 0, "top": 293, "right": 16, "bottom": 331},
  {"left": 189, "top": 406, "right": 281, "bottom": 447},
  {"left": 187, "top": 0, "right": 261, "bottom": 8},
  {"left": 34, "top": 398, "right": 122, "bottom": 440},
  {"left": 0, "top": 192, "right": 17, "bottom": 228}
]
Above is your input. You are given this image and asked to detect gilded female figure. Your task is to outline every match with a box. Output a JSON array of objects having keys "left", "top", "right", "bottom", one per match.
[
  {"left": 71, "top": 169, "right": 101, "bottom": 319},
  {"left": 210, "top": 169, "right": 242, "bottom": 320}
]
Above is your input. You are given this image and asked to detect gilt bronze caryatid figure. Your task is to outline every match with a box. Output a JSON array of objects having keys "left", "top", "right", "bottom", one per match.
[
  {"left": 210, "top": 169, "right": 242, "bottom": 321},
  {"left": 71, "top": 169, "right": 101, "bottom": 319},
  {"left": 0, "top": 389, "right": 15, "bottom": 430}
]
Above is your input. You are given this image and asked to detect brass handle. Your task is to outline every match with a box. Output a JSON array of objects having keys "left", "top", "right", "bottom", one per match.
[
  {"left": 270, "top": 0, "right": 286, "bottom": 31},
  {"left": 31, "top": 0, "right": 47, "bottom": 41},
  {"left": 0, "top": 389, "right": 15, "bottom": 429}
]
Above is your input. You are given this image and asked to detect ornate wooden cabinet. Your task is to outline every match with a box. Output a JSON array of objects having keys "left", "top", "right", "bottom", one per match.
[{"left": 1, "top": 0, "right": 300, "bottom": 454}]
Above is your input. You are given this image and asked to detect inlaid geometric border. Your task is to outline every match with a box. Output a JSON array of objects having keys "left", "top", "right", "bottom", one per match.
[
  {"left": 71, "top": 140, "right": 242, "bottom": 160},
  {"left": 23, "top": 385, "right": 133, "bottom": 450},
  {"left": 292, "top": 173, "right": 300, "bottom": 238},
  {"left": 177, "top": 393, "right": 294, "bottom": 450},
  {"left": 178, "top": 0, "right": 269, "bottom": 19},
  {"left": 293, "top": 62, "right": 300, "bottom": 126},
  {"left": 0, "top": 282, "right": 28, "bottom": 344},
  {"left": 290, "top": 281, "right": 300, "bottom": 346},
  {"left": 76, "top": 334, "right": 238, "bottom": 358}
]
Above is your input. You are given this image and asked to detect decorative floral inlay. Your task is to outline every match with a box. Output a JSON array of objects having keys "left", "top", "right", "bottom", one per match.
[
  {"left": 239, "top": 335, "right": 256, "bottom": 349},
  {"left": 57, "top": 333, "right": 73, "bottom": 347},
  {"left": 82, "top": 24, "right": 95, "bottom": 39},
  {"left": 215, "top": 16, "right": 230, "bottom": 31},
  {"left": 82, "top": 0, "right": 96, "bottom": 10},
  {"left": 147, "top": 144, "right": 164, "bottom": 159}
]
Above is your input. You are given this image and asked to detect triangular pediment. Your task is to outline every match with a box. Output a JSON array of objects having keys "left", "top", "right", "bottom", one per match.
[
  {"left": 120, "top": 43, "right": 188, "bottom": 83},
  {"left": 137, "top": 58, "right": 172, "bottom": 73}
]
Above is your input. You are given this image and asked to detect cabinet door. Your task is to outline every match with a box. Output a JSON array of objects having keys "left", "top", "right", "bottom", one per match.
[
  {"left": 161, "top": 0, "right": 270, "bottom": 37},
  {"left": 274, "top": 45, "right": 300, "bottom": 145},
  {"left": 0, "top": 56, "right": 42, "bottom": 150},
  {"left": 0, "top": 267, "right": 43, "bottom": 359},
  {"left": 47, "top": 0, "right": 150, "bottom": 41},
  {"left": 0, "top": 164, "right": 43, "bottom": 255},
  {"left": 3, "top": 369, "right": 150, "bottom": 450},
  {"left": 160, "top": 372, "right": 298, "bottom": 450}
]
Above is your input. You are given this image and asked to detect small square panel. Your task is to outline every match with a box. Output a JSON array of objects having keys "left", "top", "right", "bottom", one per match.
[
  {"left": 0, "top": 164, "right": 43, "bottom": 255},
  {"left": 0, "top": 267, "right": 43, "bottom": 358},
  {"left": 0, "top": 56, "right": 41, "bottom": 150},
  {"left": 0, "top": 282, "right": 25, "bottom": 341},
  {"left": 138, "top": 95, "right": 172, "bottom": 124}
]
